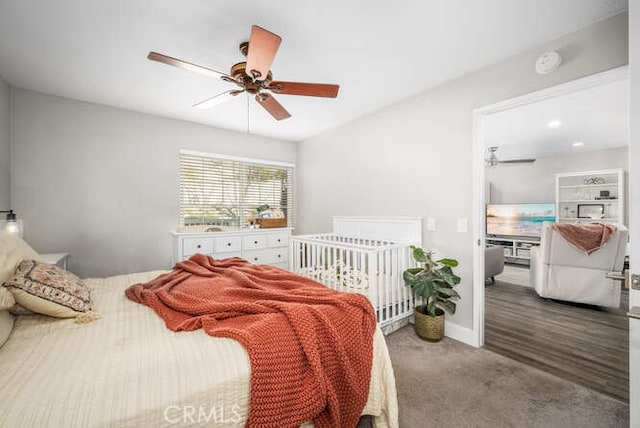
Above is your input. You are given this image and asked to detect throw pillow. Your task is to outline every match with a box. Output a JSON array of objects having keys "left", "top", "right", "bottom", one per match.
[
  {"left": 0, "top": 232, "right": 43, "bottom": 285},
  {"left": 0, "top": 286, "right": 15, "bottom": 310},
  {"left": 3, "top": 260, "right": 92, "bottom": 318}
]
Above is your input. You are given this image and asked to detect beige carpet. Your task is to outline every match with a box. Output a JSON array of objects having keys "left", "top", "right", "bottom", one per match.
[{"left": 386, "top": 326, "right": 629, "bottom": 427}]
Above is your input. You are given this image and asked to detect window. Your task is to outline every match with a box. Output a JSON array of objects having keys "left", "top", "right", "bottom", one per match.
[{"left": 179, "top": 150, "right": 294, "bottom": 229}]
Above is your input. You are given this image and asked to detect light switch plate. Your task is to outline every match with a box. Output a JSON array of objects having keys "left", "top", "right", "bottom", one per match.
[
  {"left": 457, "top": 218, "right": 468, "bottom": 233},
  {"left": 632, "top": 274, "right": 640, "bottom": 291},
  {"left": 427, "top": 218, "right": 436, "bottom": 231}
]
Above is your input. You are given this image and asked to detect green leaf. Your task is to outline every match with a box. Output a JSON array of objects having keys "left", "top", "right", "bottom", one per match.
[
  {"left": 439, "top": 300, "right": 457, "bottom": 315},
  {"left": 436, "top": 287, "right": 457, "bottom": 297},
  {"left": 438, "top": 258, "right": 459, "bottom": 267},
  {"left": 439, "top": 266, "right": 461, "bottom": 286},
  {"left": 426, "top": 299, "right": 436, "bottom": 316},
  {"left": 411, "top": 246, "right": 427, "bottom": 263}
]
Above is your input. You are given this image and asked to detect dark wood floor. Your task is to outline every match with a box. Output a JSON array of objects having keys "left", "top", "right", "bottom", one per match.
[{"left": 484, "top": 280, "right": 629, "bottom": 402}]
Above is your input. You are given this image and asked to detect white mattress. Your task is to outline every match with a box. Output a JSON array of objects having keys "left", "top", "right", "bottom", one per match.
[{"left": 0, "top": 270, "right": 398, "bottom": 427}]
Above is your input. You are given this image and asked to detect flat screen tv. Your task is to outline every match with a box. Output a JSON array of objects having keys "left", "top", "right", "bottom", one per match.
[{"left": 486, "top": 203, "right": 556, "bottom": 238}]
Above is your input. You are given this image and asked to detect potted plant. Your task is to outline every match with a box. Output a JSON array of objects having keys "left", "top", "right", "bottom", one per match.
[{"left": 403, "top": 246, "right": 461, "bottom": 342}]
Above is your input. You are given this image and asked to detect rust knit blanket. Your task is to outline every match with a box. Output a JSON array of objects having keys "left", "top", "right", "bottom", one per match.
[
  {"left": 125, "top": 254, "right": 376, "bottom": 428},
  {"left": 551, "top": 222, "right": 617, "bottom": 254}
]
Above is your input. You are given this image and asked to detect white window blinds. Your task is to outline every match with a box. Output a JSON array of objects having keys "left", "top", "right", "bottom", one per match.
[{"left": 179, "top": 151, "right": 294, "bottom": 229}]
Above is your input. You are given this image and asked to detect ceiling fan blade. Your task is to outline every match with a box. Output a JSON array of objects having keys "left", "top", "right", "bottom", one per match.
[
  {"left": 499, "top": 159, "right": 536, "bottom": 164},
  {"left": 148, "top": 51, "right": 231, "bottom": 81},
  {"left": 268, "top": 81, "right": 339, "bottom": 98},
  {"left": 255, "top": 93, "right": 291, "bottom": 121},
  {"left": 246, "top": 25, "right": 282, "bottom": 81},
  {"left": 193, "top": 90, "right": 244, "bottom": 109}
]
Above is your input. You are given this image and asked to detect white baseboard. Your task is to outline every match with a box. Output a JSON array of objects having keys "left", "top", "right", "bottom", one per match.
[{"left": 445, "top": 321, "right": 478, "bottom": 347}]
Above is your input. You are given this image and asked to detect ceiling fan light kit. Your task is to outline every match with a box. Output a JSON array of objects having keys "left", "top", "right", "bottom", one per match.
[{"left": 147, "top": 25, "right": 340, "bottom": 121}]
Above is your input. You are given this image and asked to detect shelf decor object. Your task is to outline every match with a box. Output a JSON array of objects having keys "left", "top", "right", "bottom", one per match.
[
  {"left": 577, "top": 204, "right": 605, "bottom": 219},
  {"left": 584, "top": 176, "right": 605, "bottom": 185}
]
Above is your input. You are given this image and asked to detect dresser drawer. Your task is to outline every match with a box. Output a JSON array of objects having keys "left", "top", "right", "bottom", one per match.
[
  {"left": 214, "top": 236, "right": 242, "bottom": 253},
  {"left": 212, "top": 251, "right": 242, "bottom": 260},
  {"left": 182, "top": 237, "right": 213, "bottom": 256},
  {"left": 267, "top": 232, "right": 289, "bottom": 248},
  {"left": 243, "top": 234, "right": 267, "bottom": 250},
  {"left": 243, "top": 248, "right": 288, "bottom": 265}
]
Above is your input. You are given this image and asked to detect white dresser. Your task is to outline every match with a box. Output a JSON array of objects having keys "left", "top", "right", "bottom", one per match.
[{"left": 171, "top": 228, "right": 292, "bottom": 270}]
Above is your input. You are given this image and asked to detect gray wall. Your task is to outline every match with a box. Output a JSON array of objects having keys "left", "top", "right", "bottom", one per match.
[
  {"left": 0, "top": 76, "right": 9, "bottom": 208},
  {"left": 486, "top": 147, "right": 628, "bottom": 204},
  {"left": 11, "top": 90, "right": 297, "bottom": 277},
  {"left": 296, "top": 13, "right": 628, "bottom": 330}
]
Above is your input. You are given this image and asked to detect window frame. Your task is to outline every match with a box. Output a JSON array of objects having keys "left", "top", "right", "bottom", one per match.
[{"left": 179, "top": 149, "right": 295, "bottom": 229}]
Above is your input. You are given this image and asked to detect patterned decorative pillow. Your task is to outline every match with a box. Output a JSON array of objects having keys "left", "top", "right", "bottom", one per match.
[{"left": 2, "top": 260, "right": 92, "bottom": 318}]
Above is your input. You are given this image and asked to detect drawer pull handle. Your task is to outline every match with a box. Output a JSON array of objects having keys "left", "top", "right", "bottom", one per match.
[
  {"left": 227, "top": 243, "right": 231, "bottom": 246},
  {"left": 254, "top": 257, "right": 258, "bottom": 261},
  {"left": 196, "top": 244, "right": 202, "bottom": 249},
  {"left": 278, "top": 254, "right": 281, "bottom": 258},
  {"left": 254, "top": 241, "right": 258, "bottom": 244},
  {"left": 277, "top": 239, "right": 281, "bottom": 242}
]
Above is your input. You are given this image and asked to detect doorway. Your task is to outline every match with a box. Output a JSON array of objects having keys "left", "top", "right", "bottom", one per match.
[{"left": 472, "top": 66, "right": 629, "bottom": 399}]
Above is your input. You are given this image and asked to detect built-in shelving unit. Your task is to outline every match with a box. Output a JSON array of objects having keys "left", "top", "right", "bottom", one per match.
[{"left": 556, "top": 169, "right": 625, "bottom": 225}]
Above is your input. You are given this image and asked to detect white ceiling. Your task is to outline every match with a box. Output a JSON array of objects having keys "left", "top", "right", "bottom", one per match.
[
  {"left": 0, "top": 0, "right": 629, "bottom": 142},
  {"left": 484, "top": 78, "right": 628, "bottom": 160}
]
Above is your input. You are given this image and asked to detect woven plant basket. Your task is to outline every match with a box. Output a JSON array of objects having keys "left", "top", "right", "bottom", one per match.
[{"left": 414, "top": 306, "right": 445, "bottom": 342}]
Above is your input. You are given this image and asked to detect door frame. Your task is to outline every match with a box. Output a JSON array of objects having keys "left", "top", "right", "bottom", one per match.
[{"left": 471, "top": 65, "right": 629, "bottom": 347}]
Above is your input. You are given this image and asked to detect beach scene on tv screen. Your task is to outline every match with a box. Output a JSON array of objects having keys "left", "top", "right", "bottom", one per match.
[{"left": 486, "top": 203, "right": 556, "bottom": 237}]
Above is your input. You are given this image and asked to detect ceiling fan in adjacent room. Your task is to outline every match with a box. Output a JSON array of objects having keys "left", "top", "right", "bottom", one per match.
[
  {"left": 485, "top": 146, "right": 536, "bottom": 167},
  {"left": 147, "top": 25, "right": 340, "bottom": 121}
]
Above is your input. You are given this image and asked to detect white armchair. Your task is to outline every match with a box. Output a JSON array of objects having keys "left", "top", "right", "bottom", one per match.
[{"left": 530, "top": 222, "right": 628, "bottom": 308}]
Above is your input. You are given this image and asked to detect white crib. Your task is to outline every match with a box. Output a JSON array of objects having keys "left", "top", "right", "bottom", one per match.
[{"left": 290, "top": 217, "right": 422, "bottom": 330}]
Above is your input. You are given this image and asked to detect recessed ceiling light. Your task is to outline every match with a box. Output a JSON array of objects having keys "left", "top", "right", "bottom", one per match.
[
  {"left": 547, "top": 120, "right": 562, "bottom": 128},
  {"left": 572, "top": 141, "right": 584, "bottom": 147}
]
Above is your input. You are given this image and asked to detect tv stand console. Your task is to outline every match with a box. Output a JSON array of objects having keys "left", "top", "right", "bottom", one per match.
[{"left": 486, "top": 236, "right": 540, "bottom": 266}]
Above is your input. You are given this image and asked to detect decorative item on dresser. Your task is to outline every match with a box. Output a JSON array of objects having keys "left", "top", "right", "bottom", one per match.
[{"left": 171, "top": 228, "right": 291, "bottom": 269}]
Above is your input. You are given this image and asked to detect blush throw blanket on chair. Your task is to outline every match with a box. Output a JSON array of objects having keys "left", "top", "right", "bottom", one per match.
[
  {"left": 125, "top": 254, "right": 376, "bottom": 428},
  {"left": 551, "top": 222, "right": 617, "bottom": 254}
]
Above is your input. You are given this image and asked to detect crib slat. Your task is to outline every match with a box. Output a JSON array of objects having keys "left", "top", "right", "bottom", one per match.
[{"left": 289, "top": 233, "right": 414, "bottom": 329}]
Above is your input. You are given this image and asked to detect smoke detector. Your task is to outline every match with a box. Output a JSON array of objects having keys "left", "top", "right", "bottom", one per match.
[{"left": 535, "top": 51, "right": 562, "bottom": 74}]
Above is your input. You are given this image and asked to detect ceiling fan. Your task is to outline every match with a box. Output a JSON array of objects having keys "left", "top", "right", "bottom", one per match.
[
  {"left": 485, "top": 146, "right": 536, "bottom": 167},
  {"left": 147, "top": 25, "right": 339, "bottom": 121}
]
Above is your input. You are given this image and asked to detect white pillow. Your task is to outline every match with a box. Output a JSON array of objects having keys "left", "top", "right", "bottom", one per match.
[
  {"left": 0, "top": 232, "right": 44, "bottom": 285},
  {"left": 0, "top": 310, "right": 15, "bottom": 347},
  {"left": 0, "top": 286, "right": 15, "bottom": 310}
]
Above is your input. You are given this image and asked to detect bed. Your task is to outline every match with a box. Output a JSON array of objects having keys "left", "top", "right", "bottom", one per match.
[
  {"left": 290, "top": 217, "right": 422, "bottom": 331},
  {"left": 0, "top": 234, "right": 398, "bottom": 427}
]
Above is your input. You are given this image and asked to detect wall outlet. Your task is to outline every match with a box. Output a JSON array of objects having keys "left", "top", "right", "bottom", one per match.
[
  {"left": 427, "top": 217, "right": 436, "bottom": 231},
  {"left": 457, "top": 218, "right": 468, "bottom": 233}
]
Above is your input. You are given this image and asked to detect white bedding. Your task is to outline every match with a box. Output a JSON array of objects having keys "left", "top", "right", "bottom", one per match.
[{"left": 0, "top": 270, "right": 398, "bottom": 427}]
